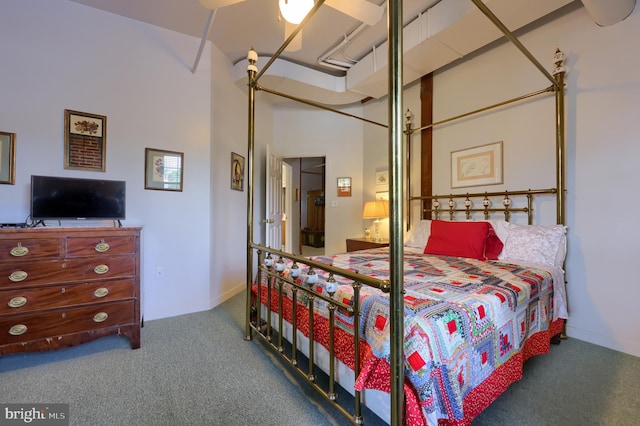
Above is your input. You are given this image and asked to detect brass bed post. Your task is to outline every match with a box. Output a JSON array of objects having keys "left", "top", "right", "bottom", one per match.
[
  {"left": 553, "top": 49, "right": 567, "bottom": 226},
  {"left": 388, "top": 0, "right": 405, "bottom": 424},
  {"left": 405, "top": 110, "right": 414, "bottom": 232},
  {"left": 553, "top": 49, "right": 568, "bottom": 339},
  {"left": 245, "top": 49, "right": 258, "bottom": 341},
  {"left": 352, "top": 279, "right": 363, "bottom": 424}
]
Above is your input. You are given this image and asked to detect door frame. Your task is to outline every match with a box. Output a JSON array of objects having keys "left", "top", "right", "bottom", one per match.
[
  {"left": 283, "top": 161, "right": 293, "bottom": 252},
  {"left": 283, "top": 156, "right": 325, "bottom": 255}
]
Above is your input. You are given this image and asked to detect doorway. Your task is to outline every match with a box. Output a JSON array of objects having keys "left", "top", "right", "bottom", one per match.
[{"left": 282, "top": 157, "right": 325, "bottom": 256}]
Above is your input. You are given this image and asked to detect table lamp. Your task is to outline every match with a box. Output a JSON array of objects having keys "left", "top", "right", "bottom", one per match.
[{"left": 362, "top": 200, "right": 389, "bottom": 242}]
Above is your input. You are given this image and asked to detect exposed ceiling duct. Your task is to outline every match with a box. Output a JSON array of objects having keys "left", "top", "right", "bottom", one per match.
[
  {"left": 580, "top": 0, "right": 636, "bottom": 26},
  {"left": 233, "top": 0, "right": 574, "bottom": 105}
]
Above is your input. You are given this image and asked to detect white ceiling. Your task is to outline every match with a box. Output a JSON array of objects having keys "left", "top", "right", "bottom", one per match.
[
  {"left": 69, "top": 0, "right": 583, "bottom": 105},
  {"left": 69, "top": 0, "right": 437, "bottom": 73}
]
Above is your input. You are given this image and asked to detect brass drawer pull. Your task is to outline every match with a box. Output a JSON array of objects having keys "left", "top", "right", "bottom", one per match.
[
  {"left": 94, "top": 287, "right": 109, "bottom": 298},
  {"left": 94, "top": 264, "right": 109, "bottom": 275},
  {"left": 10, "top": 243, "right": 29, "bottom": 257},
  {"left": 9, "top": 270, "right": 28, "bottom": 282},
  {"left": 93, "top": 312, "right": 108, "bottom": 323},
  {"left": 9, "top": 324, "right": 27, "bottom": 336},
  {"left": 8, "top": 296, "right": 27, "bottom": 308},
  {"left": 95, "top": 240, "right": 110, "bottom": 253}
]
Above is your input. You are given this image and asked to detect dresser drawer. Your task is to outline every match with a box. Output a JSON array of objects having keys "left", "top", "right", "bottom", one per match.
[
  {"left": 66, "top": 236, "right": 136, "bottom": 258},
  {"left": 0, "top": 238, "right": 62, "bottom": 261},
  {"left": 0, "top": 300, "right": 135, "bottom": 345},
  {"left": 0, "top": 279, "right": 135, "bottom": 314},
  {"left": 0, "top": 256, "right": 136, "bottom": 288}
]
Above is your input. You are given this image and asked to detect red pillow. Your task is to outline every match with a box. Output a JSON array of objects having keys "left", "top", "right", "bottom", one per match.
[
  {"left": 424, "top": 220, "right": 495, "bottom": 260},
  {"left": 485, "top": 224, "right": 504, "bottom": 260}
]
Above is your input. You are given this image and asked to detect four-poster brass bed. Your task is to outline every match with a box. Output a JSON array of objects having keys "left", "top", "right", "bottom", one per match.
[{"left": 243, "top": 1, "right": 567, "bottom": 425}]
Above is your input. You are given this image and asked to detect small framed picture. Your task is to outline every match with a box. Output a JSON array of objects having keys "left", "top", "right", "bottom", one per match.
[
  {"left": 64, "top": 109, "right": 107, "bottom": 172},
  {"left": 0, "top": 131, "right": 16, "bottom": 185},
  {"left": 375, "top": 169, "right": 389, "bottom": 192},
  {"left": 145, "top": 148, "right": 184, "bottom": 192},
  {"left": 231, "top": 152, "right": 245, "bottom": 191},
  {"left": 337, "top": 177, "right": 352, "bottom": 197}
]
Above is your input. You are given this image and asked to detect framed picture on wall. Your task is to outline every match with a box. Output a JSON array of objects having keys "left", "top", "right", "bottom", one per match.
[
  {"left": 0, "top": 131, "right": 16, "bottom": 185},
  {"left": 375, "top": 169, "right": 388, "bottom": 192},
  {"left": 337, "top": 177, "right": 351, "bottom": 197},
  {"left": 64, "top": 109, "right": 107, "bottom": 172},
  {"left": 451, "top": 141, "right": 503, "bottom": 188},
  {"left": 231, "top": 152, "right": 245, "bottom": 191},
  {"left": 144, "top": 148, "right": 184, "bottom": 191}
]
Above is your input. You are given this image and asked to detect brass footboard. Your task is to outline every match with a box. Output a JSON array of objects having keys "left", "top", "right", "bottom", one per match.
[{"left": 247, "top": 244, "right": 390, "bottom": 425}]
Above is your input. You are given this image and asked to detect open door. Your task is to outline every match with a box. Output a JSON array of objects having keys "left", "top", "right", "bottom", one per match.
[{"left": 265, "top": 145, "right": 283, "bottom": 250}]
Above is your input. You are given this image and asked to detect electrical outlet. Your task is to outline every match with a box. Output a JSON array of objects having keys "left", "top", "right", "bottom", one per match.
[{"left": 156, "top": 267, "right": 165, "bottom": 279}]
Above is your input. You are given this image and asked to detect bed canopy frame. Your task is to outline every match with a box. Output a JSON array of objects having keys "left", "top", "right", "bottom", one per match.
[{"left": 242, "top": 1, "right": 567, "bottom": 424}]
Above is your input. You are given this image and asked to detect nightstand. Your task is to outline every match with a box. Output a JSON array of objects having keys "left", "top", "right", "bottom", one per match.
[{"left": 345, "top": 238, "right": 389, "bottom": 252}]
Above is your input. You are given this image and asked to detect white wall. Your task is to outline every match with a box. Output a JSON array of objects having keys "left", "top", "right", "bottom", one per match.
[
  {"left": 209, "top": 44, "right": 261, "bottom": 308},
  {"left": 555, "top": 5, "right": 640, "bottom": 358},
  {"left": 273, "top": 103, "right": 364, "bottom": 254},
  {"left": 361, "top": 82, "right": 423, "bottom": 237},
  {"left": 364, "top": 4, "right": 640, "bottom": 357},
  {"left": 0, "top": 1, "right": 213, "bottom": 321}
]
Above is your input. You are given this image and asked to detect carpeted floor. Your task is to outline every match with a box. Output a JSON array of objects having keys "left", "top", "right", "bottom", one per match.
[{"left": 1, "top": 291, "right": 639, "bottom": 425}]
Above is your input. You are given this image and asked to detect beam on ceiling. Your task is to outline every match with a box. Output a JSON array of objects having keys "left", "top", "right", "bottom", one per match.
[{"left": 192, "top": 9, "right": 216, "bottom": 74}]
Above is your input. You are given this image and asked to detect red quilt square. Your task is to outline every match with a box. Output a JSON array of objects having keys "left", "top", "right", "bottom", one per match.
[
  {"left": 477, "top": 305, "right": 486, "bottom": 319},
  {"left": 375, "top": 314, "right": 387, "bottom": 331},
  {"left": 408, "top": 351, "right": 427, "bottom": 371}
]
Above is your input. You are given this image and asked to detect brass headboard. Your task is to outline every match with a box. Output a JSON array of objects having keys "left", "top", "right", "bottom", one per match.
[{"left": 410, "top": 188, "right": 558, "bottom": 225}]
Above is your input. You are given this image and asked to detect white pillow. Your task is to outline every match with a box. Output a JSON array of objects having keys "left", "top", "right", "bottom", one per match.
[
  {"left": 487, "top": 220, "right": 511, "bottom": 244},
  {"left": 555, "top": 234, "right": 567, "bottom": 268},
  {"left": 500, "top": 223, "right": 567, "bottom": 268},
  {"left": 404, "top": 220, "right": 431, "bottom": 248}
]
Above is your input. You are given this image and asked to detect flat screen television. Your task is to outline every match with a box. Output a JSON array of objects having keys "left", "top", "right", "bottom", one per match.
[{"left": 30, "top": 175, "right": 126, "bottom": 221}]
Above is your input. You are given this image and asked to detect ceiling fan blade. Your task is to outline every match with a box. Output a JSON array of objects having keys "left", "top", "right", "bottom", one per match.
[
  {"left": 325, "top": 0, "right": 384, "bottom": 26},
  {"left": 284, "top": 21, "right": 303, "bottom": 52},
  {"left": 198, "top": 0, "right": 246, "bottom": 10}
]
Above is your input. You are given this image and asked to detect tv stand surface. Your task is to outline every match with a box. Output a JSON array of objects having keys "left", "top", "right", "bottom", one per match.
[
  {"left": 0, "top": 227, "right": 141, "bottom": 354},
  {"left": 0, "top": 223, "right": 27, "bottom": 229}
]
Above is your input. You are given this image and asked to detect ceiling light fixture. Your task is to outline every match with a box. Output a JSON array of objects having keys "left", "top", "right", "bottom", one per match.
[{"left": 279, "top": 0, "right": 314, "bottom": 24}]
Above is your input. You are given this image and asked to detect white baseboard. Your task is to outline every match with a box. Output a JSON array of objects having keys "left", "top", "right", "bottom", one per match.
[
  {"left": 566, "top": 325, "right": 640, "bottom": 358},
  {"left": 142, "top": 282, "right": 246, "bottom": 321}
]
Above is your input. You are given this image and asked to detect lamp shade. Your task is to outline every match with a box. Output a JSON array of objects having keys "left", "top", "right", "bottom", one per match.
[{"left": 362, "top": 200, "right": 389, "bottom": 219}]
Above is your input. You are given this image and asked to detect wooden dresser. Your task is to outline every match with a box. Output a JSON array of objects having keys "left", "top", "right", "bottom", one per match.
[{"left": 0, "top": 227, "right": 141, "bottom": 355}]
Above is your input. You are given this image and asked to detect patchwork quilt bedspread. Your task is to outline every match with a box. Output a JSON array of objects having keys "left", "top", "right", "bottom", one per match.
[{"left": 255, "top": 247, "right": 565, "bottom": 423}]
